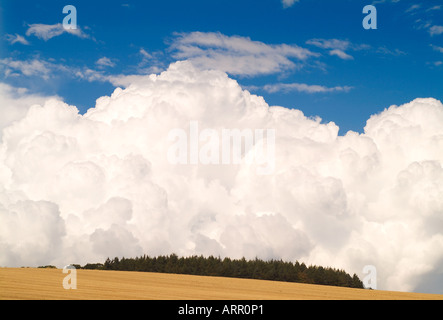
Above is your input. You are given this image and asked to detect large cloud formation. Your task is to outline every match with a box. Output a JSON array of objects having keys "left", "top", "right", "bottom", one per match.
[{"left": 1, "top": 61, "right": 442, "bottom": 293}]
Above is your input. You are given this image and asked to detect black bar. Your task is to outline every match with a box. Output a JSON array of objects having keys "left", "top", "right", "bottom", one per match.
[{"left": 1, "top": 300, "right": 441, "bottom": 319}]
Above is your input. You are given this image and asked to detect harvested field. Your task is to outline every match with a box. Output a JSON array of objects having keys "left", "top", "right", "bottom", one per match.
[{"left": 1, "top": 267, "right": 442, "bottom": 300}]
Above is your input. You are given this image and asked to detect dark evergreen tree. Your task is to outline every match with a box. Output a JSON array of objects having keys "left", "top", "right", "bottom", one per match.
[{"left": 97, "top": 253, "right": 364, "bottom": 289}]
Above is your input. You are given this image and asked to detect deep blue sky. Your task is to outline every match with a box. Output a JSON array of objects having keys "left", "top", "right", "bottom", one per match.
[{"left": 1, "top": 0, "right": 442, "bottom": 134}]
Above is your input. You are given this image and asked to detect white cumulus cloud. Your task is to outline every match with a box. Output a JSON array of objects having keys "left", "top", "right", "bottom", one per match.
[
  {"left": 0, "top": 83, "right": 60, "bottom": 139},
  {"left": 0, "top": 61, "right": 442, "bottom": 294}
]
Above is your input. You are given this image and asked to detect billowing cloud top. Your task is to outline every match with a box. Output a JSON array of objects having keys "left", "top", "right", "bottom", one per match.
[{"left": 1, "top": 61, "right": 443, "bottom": 293}]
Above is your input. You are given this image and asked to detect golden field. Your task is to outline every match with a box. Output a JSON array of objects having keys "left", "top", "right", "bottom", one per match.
[{"left": 0, "top": 267, "right": 442, "bottom": 300}]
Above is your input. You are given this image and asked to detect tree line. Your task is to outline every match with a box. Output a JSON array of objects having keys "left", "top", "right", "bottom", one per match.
[{"left": 75, "top": 254, "right": 364, "bottom": 289}]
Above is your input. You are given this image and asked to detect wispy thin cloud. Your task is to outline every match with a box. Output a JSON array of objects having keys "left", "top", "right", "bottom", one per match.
[
  {"left": 376, "top": 46, "right": 406, "bottom": 56},
  {"left": 429, "top": 25, "right": 443, "bottom": 36},
  {"left": 96, "top": 57, "right": 116, "bottom": 68},
  {"left": 372, "top": 0, "right": 400, "bottom": 5},
  {"left": 426, "top": 5, "right": 442, "bottom": 12},
  {"left": 135, "top": 48, "right": 166, "bottom": 74},
  {"left": 170, "top": 31, "right": 318, "bottom": 76},
  {"left": 431, "top": 44, "right": 443, "bottom": 54},
  {"left": 5, "top": 34, "right": 30, "bottom": 45},
  {"left": 0, "top": 57, "right": 110, "bottom": 84},
  {"left": 306, "top": 39, "right": 350, "bottom": 51},
  {"left": 139, "top": 48, "right": 153, "bottom": 59},
  {"left": 0, "top": 52, "right": 165, "bottom": 88},
  {"left": 306, "top": 38, "right": 356, "bottom": 60},
  {"left": 260, "top": 82, "right": 353, "bottom": 94},
  {"left": 282, "top": 0, "right": 299, "bottom": 8},
  {"left": 329, "top": 49, "right": 353, "bottom": 60},
  {"left": 26, "top": 23, "right": 90, "bottom": 41},
  {"left": 405, "top": 4, "right": 421, "bottom": 13},
  {"left": 0, "top": 58, "right": 52, "bottom": 79}
]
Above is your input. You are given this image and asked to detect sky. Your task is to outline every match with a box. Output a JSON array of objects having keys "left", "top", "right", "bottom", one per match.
[
  {"left": 1, "top": 0, "right": 443, "bottom": 295},
  {"left": 1, "top": 0, "right": 442, "bottom": 133}
]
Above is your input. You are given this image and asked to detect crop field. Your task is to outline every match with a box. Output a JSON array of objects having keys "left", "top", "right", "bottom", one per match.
[{"left": 1, "top": 267, "right": 442, "bottom": 300}]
